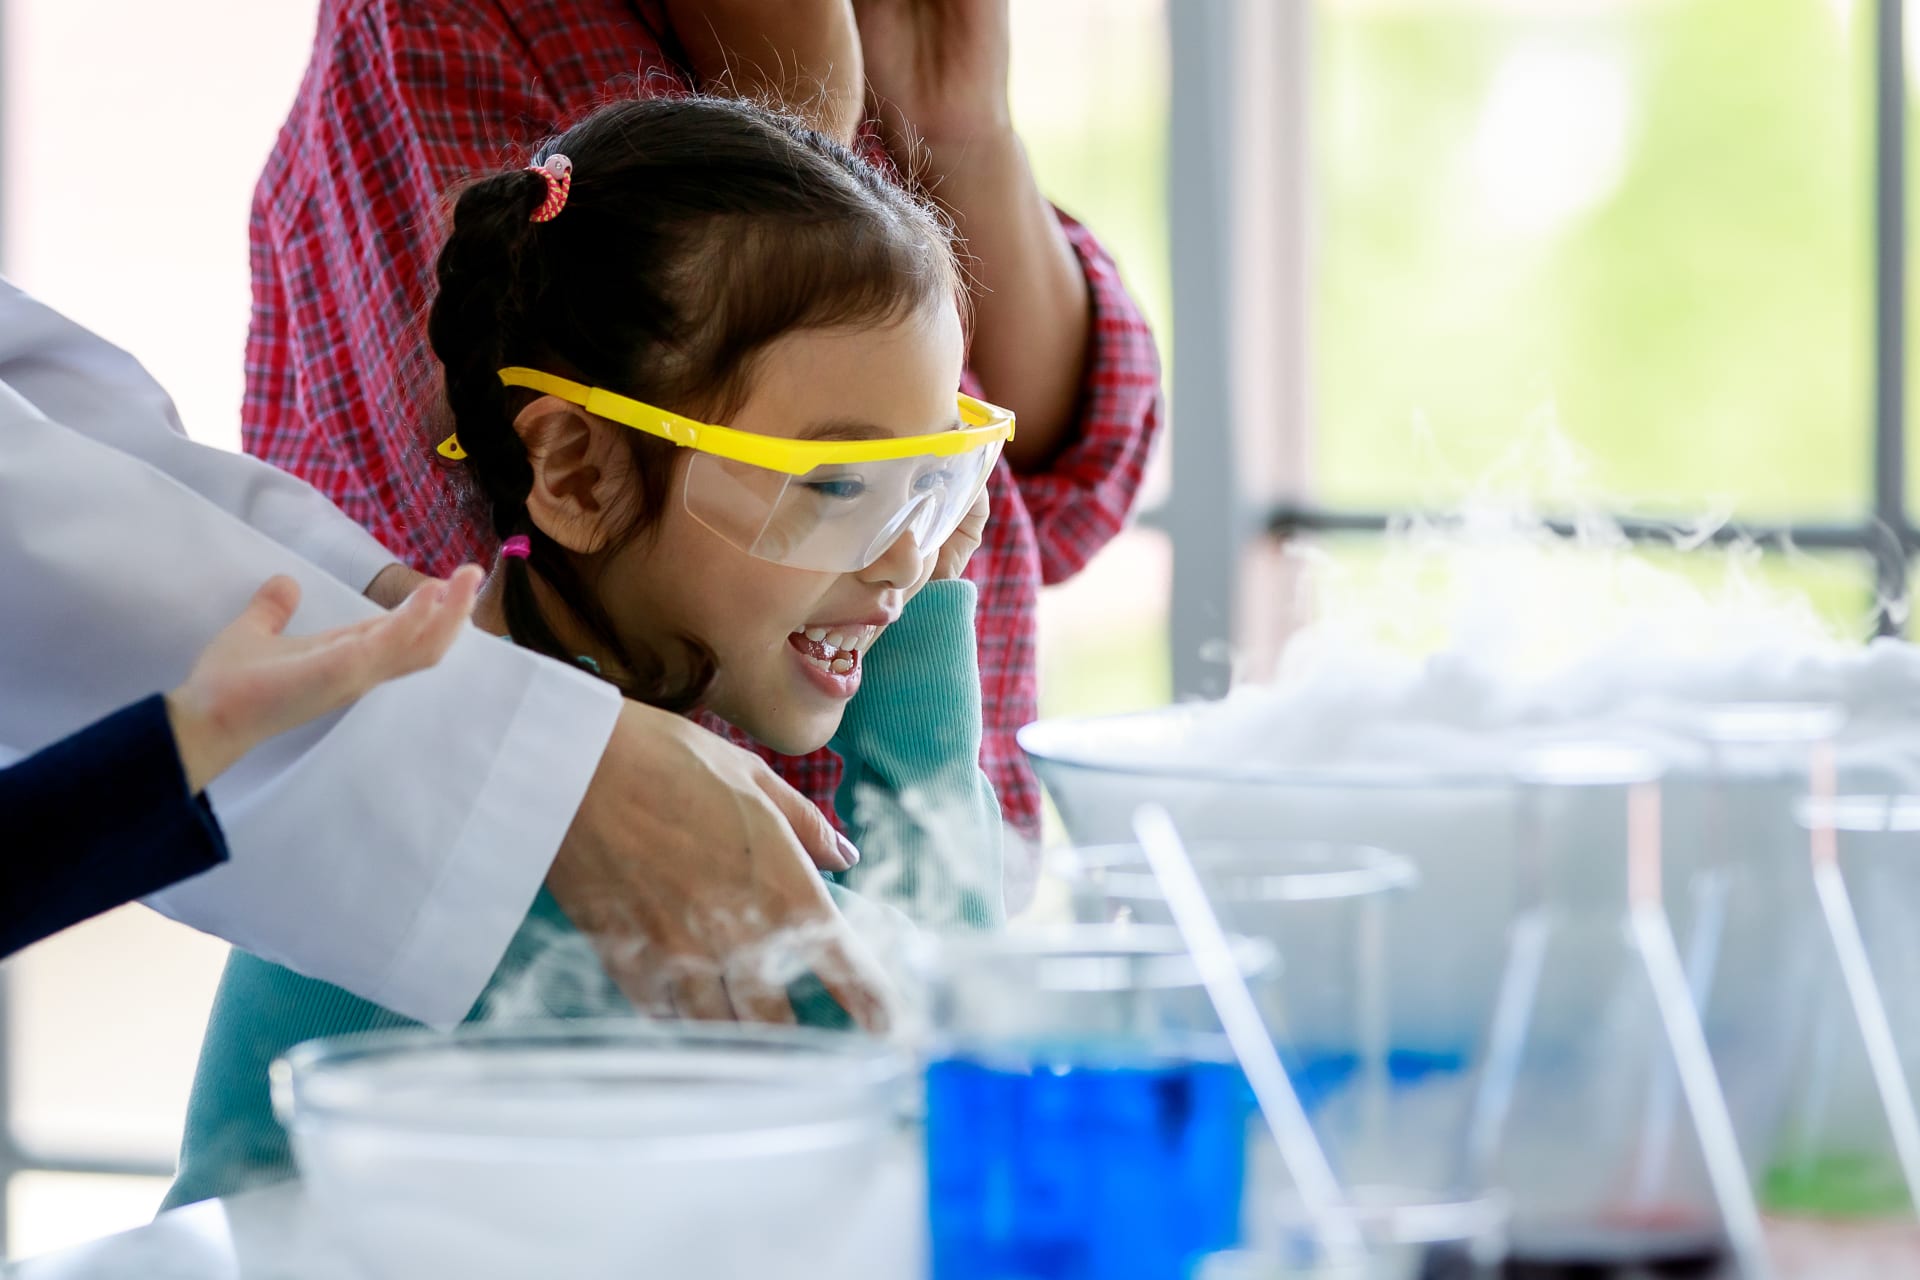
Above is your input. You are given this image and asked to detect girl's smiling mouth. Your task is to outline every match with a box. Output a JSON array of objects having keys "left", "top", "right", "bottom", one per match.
[{"left": 786, "top": 618, "right": 891, "bottom": 695}]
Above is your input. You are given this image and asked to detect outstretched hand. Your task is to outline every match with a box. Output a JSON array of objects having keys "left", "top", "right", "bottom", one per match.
[{"left": 167, "top": 567, "right": 483, "bottom": 793}]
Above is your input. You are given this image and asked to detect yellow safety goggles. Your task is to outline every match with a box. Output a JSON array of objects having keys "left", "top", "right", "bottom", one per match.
[{"left": 438, "top": 367, "right": 1014, "bottom": 573}]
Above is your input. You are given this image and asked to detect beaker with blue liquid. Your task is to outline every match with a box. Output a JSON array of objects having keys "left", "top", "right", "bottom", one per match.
[
  {"left": 923, "top": 924, "right": 1274, "bottom": 1280},
  {"left": 1060, "top": 839, "right": 1444, "bottom": 1192}
]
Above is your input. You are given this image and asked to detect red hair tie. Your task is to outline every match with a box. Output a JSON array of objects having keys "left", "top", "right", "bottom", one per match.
[{"left": 528, "top": 154, "right": 572, "bottom": 223}]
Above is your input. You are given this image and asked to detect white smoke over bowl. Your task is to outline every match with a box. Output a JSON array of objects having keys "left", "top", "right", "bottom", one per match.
[{"left": 1021, "top": 504, "right": 1920, "bottom": 1053}]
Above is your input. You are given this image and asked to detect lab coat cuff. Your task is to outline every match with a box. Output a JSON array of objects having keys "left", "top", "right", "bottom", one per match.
[
  {"left": 367, "top": 654, "right": 622, "bottom": 1027},
  {"left": 300, "top": 516, "right": 406, "bottom": 595}
]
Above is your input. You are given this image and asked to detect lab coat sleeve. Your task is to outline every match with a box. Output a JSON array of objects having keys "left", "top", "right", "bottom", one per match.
[
  {"left": 0, "top": 277, "right": 401, "bottom": 591},
  {"left": 0, "top": 299, "right": 621, "bottom": 1028}
]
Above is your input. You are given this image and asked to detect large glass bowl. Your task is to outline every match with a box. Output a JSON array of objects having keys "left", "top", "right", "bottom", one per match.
[
  {"left": 1020, "top": 707, "right": 1517, "bottom": 1056},
  {"left": 272, "top": 1021, "right": 915, "bottom": 1279}
]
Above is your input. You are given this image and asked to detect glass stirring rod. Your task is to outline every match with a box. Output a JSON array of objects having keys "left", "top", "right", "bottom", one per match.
[{"left": 1133, "top": 803, "right": 1367, "bottom": 1266}]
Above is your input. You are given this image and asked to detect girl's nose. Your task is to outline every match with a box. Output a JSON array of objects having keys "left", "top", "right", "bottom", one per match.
[{"left": 856, "top": 524, "right": 929, "bottom": 589}]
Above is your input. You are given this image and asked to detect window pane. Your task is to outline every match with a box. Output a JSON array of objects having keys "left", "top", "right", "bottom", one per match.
[
  {"left": 1015, "top": 1, "right": 1175, "bottom": 715},
  {"left": 6, "top": 907, "right": 228, "bottom": 1165},
  {"left": 1, "top": 0, "right": 324, "bottom": 450},
  {"left": 1038, "top": 529, "right": 1173, "bottom": 718},
  {"left": 1313, "top": 0, "right": 1871, "bottom": 520},
  {"left": 1267, "top": 535, "right": 1877, "bottom": 670},
  {"left": 1013, "top": 0, "right": 1172, "bottom": 377},
  {"left": 6, "top": 1171, "right": 171, "bottom": 1263}
]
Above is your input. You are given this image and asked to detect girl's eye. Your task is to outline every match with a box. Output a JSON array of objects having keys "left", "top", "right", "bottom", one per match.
[
  {"left": 914, "top": 467, "right": 956, "bottom": 494},
  {"left": 804, "top": 476, "right": 867, "bottom": 501}
]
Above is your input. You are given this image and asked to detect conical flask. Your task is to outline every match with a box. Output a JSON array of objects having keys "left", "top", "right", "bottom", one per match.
[
  {"left": 1665, "top": 705, "right": 1843, "bottom": 1201},
  {"left": 1463, "top": 743, "right": 1770, "bottom": 1279},
  {"left": 1664, "top": 705, "right": 1920, "bottom": 1276},
  {"left": 1758, "top": 791, "right": 1920, "bottom": 1277}
]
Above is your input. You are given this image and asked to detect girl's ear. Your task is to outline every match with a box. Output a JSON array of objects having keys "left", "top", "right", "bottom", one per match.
[{"left": 512, "top": 395, "right": 632, "bottom": 553}]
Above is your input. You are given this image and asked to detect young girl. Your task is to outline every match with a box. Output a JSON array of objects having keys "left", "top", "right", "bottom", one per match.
[{"left": 167, "top": 94, "right": 1005, "bottom": 1205}]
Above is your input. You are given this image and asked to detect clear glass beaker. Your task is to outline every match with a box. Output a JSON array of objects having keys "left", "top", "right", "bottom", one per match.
[
  {"left": 1058, "top": 840, "right": 1449, "bottom": 1189},
  {"left": 1464, "top": 743, "right": 1768, "bottom": 1279},
  {"left": 1199, "top": 1185, "right": 1509, "bottom": 1279},
  {"left": 922, "top": 924, "right": 1275, "bottom": 1280}
]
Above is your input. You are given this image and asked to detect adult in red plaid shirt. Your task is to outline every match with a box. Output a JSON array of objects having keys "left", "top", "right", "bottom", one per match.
[{"left": 244, "top": 0, "right": 1163, "bottom": 844}]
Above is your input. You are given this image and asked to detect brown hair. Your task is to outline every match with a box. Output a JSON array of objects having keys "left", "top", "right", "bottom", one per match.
[{"left": 427, "top": 94, "right": 955, "bottom": 708}]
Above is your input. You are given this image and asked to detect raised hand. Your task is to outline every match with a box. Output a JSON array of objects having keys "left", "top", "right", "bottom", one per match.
[{"left": 167, "top": 567, "right": 483, "bottom": 793}]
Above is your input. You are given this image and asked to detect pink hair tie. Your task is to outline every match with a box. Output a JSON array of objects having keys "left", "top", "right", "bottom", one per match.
[
  {"left": 500, "top": 535, "right": 533, "bottom": 560},
  {"left": 528, "top": 154, "right": 572, "bottom": 223}
]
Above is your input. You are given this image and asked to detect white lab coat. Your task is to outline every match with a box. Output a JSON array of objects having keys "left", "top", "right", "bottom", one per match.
[{"left": 0, "top": 279, "right": 621, "bottom": 1027}]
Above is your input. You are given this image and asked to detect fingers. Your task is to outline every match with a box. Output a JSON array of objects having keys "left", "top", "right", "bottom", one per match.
[
  {"left": 240, "top": 575, "right": 303, "bottom": 639},
  {"left": 756, "top": 766, "right": 857, "bottom": 873},
  {"left": 724, "top": 964, "right": 800, "bottom": 1026},
  {"left": 343, "top": 563, "right": 483, "bottom": 686},
  {"left": 668, "top": 965, "right": 738, "bottom": 1023},
  {"left": 397, "top": 564, "right": 483, "bottom": 672},
  {"left": 807, "top": 933, "right": 895, "bottom": 1035},
  {"left": 260, "top": 565, "right": 482, "bottom": 725}
]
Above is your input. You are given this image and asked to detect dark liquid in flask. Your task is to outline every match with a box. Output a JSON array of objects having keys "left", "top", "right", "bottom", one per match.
[{"left": 1487, "top": 1228, "right": 1735, "bottom": 1279}]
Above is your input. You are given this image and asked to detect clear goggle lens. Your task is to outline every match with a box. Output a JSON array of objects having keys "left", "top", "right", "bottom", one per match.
[{"left": 683, "top": 437, "right": 1002, "bottom": 573}]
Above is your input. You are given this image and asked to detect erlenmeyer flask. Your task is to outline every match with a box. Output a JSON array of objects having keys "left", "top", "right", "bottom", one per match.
[
  {"left": 1757, "top": 792, "right": 1920, "bottom": 1277},
  {"left": 1665, "top": 705, "right": 1843, "bottom": 1207},
  {"left": 1666, "top": 705, "right": 1920, "bottom": 1272},
  {"left": 1464, "top": 743, "right": 1768, "bottom": 1279}
]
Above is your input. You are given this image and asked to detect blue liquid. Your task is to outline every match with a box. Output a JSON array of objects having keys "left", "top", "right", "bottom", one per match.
[
  {"left": 1286, "top": 1046, "right": 1469, "bottom": 1112},
  {"left": 926, "top": 1049, "right": 1252, "bottom": 1280}
]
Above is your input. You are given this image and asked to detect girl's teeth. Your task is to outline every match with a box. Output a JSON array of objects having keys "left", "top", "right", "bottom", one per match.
[
  {"left": 825, "top": 629, "right": 853, "bottom": 652},
  {"left": 805, "top": 627, "right": 827, "bottom": 643},
  {"left": 830, "top": 656, "right": 855, "bottom": 675}
]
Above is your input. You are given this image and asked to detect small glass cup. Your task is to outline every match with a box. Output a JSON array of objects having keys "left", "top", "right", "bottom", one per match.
[
  {"left": 1200, "top": 1185, "right": 1510, "bottom": 1279},
  {"left": 922, "top": 924, "right": 1275, "bottom": 1280}
]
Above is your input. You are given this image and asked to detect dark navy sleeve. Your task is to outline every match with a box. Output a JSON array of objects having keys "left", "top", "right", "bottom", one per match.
[{"left": 2, "top": 693, "right": 229, "bottom": 959}]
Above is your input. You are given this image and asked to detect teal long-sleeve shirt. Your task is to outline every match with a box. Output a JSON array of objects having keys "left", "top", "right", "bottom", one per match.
[{"left": 164, "top": 580, "right": 1001, "bottom": 1208}]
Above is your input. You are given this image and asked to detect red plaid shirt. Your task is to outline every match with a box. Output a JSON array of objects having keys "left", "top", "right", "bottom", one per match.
[{"left": 243, "top": 0, "right": 1163, "bottom": 840}]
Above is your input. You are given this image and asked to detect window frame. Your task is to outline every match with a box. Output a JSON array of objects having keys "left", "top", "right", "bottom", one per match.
[{"left": 1162, "top": 0, "right": 1915, "bottom": 702}]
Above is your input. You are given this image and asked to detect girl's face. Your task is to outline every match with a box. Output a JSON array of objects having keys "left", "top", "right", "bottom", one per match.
[{"left": 601, "top": 299, "right": 967, "bottom": 755}]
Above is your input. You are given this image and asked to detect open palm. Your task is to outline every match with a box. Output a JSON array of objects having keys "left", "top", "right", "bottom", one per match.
[{"left": 168, "top": 567, "right": 483, "bottom": 792}]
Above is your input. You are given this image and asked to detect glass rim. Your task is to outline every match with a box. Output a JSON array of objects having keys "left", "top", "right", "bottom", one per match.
[
  {"left": 933, "top": 1028, "right": 1243, "bottom": 1069},
  {"left": 1017, "top": 708, "right": 1516, "bottom": 788},
  {"left": 273, "top": 1019, "right": 906, "bottom": 1135},
  {"left": 1512, "top": 740, "right": 1663, "bottom": 788},
  {"left": 1694, "top": 699, "right": 1845, "bottom": 745},
  {"left": 1272, "top": 1183, "right": 1511, "bottom": 1244},
  {"left": 924, "top": 923, "right": 1277, "bottom": 990},
  {"left": 1056, "top": 840, "right": 1419, "bottom": 902},
  {"left": 1796, "top": 792, "right": 1920, "bottom": 834}
]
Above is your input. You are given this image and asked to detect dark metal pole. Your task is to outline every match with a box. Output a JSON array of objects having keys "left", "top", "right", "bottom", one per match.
[
  {"left": 1874, "top": 0, "right": 1909, "bottom": 636},
  {"left": 1, "top": 0, "right": 15, "bottom": 1251}
]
